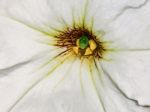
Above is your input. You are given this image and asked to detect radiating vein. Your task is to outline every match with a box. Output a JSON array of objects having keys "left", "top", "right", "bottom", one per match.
[
  {"left": 4, "top": 15, "right": 58, "bottom": 38},
  {"left": 7, "top": 53, "right": 71, "bottom": 112},
  {"left": 52, "top": 57, "right": 76, "bottom": 91},
  {"left": 87, "top": 59, "right": 105, "bottom": 112},
  {"left": 79, "top": 58, "right": 84, "bottom": 95},
  {"left": 99, "top": 62, "right": 150, "bottom": 108},
  {"left": 33, "top": 48, "right": 70, "bottom": 72}
]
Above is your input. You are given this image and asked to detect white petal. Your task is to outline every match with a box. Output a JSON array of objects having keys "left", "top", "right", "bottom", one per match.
[
  {"left": 84, "top": 0, "right": 146, "bottom": 31},
  {"left": 1, "top": 0, "right": 87, "bottom": 34},
  {"left": 0, "top": 16, "right": 57, "bottom": 69},
  {"left": 0, "top": 14, "right": 65, "bottom": 112},
  {"left": 0, "top": 47, "right": 69, "bottom": 112},
  {"left": 100, "top": 0, "right": 150, "bottom": 50},
  {"left": 101, "top": 51, "right": 150, "bottom": 106},
  {"left": 3, "top": 56, "right": 150, "bottom": 112},
  {"left": 1, "top": 0, "right": 149, "bottom": 112},
  {"left": 2, "top": 58, "right": 105, "bottom": 112},
  {"left": 91, "top": 60, "right": 150, "bottom": 112}
]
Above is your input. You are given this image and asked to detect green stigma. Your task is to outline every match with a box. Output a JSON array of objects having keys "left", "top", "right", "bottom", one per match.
[{"left": 79, "top": 35, "right": 89, "bottom": 49}]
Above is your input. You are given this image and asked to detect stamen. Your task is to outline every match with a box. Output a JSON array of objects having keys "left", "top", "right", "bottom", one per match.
[
  {"left": 73, "top": 46, "right": 79, "bottom": 54},
  {"left": 76, "top": 39, "right": 80, "bottom": 46},
  {"left": 84, "top": 47, "right": 92, "bottom": 55},
  {"left": 89, "top": 40, "right": 97, "bottom": 51}
]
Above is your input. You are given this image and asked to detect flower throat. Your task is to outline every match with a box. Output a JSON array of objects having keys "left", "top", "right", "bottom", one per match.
[{"left": 56, "top": 27, "right": 105, "bottom": 59}]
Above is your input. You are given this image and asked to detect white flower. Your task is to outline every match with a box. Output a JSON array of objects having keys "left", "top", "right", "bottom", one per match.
[{"left": 0, "top": 0, "right": 150, "bottom": 112}]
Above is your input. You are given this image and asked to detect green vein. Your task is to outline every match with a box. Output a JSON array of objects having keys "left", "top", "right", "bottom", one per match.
[
  {"left": 79, "top": 58, "right": 85, "bottom": 95},
  {"left": 33, "top": 49, "right": 70, "bottom": 72},
  {"left": 93, "top": 59, "right": 107, "bottom": 112},
  {"left": 71, "top": 7, "right": 76, "bottom": 28},
  {"left": 52, "top": 57, "right": 77, "bottom": 91},
  {"left": 5, "top": 15, "right": 58, "bottom": 38},
  {"left": 82, "top": 0, "right": 89, "bottom": 28},
  {"left": 88, "top": 59, "right": 105, "bottom": 112},
  {"left": 93, "top": 59, "right": 104, "bottom": 84},
  {"left": 7, "top": 53, "right": 71, "bottom": 112}
]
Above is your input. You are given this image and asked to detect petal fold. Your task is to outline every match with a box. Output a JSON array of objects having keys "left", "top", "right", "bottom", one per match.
[{"left": 101, "top": 51, "right": 150, "bottom": 106}]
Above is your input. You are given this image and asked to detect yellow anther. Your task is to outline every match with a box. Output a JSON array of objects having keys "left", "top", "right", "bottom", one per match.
[
  {"left": 84, "top": 47, "right": 92, "bottom": 55},
  {"left": 89, "top": 40, "right": 97, "bottom": 51},
  {"left": 73, "top": 46, "right": 79, "bottom": 54},
  {"left": 76, "top": 39, "right": 80, "bottom": 46}
]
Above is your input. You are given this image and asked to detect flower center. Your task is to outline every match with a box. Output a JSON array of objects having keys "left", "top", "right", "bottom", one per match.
[
  {"left": 79, "top": 35, "right": 89, "bottom": 49},
  {"left": 56, "top": 27, "right": 104, "bottom": 59}
]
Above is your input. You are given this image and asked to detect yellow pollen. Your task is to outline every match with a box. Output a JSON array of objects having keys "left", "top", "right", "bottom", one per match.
[
  {"left": 76, "top": 39, "right": 80, "bottom": 46},
  {"left": 84, "top": 47, "right": 92, "bottom": 55},
  {"left": 73, "top": 46, "right": 79, "bottom": 54},
  {"left": 73, "top": 39, "right": 97, "bottom": 56},
  {"left": 89, "top": 40, "right": 97, "bottom": 51}
]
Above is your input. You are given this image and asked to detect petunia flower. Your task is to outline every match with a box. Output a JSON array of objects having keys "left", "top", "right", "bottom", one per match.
[{"left": 0, "top": 0, "right": 150, "bottom": 112}]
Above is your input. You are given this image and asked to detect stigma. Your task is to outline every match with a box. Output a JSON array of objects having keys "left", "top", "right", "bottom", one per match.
[{"left": 73, "top": 35, "right": 97, "bottom": 56}]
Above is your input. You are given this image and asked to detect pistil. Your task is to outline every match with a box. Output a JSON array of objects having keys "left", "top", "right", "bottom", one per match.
[{"left": 73, "top": 35, "right": 97, "bottom": 56}]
